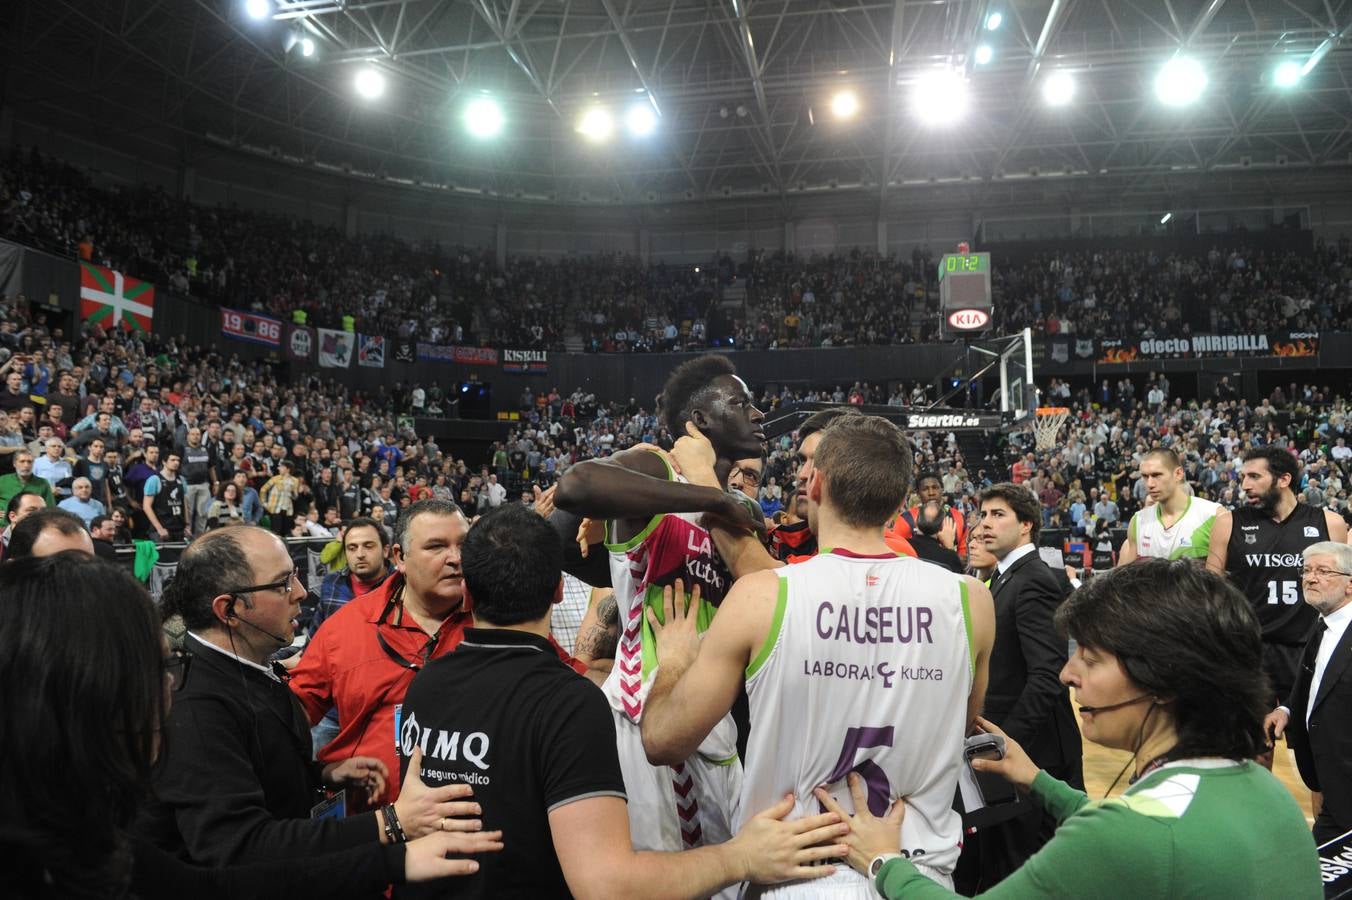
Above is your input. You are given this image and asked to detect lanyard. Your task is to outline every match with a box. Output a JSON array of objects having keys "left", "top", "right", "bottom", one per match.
[{"left": 374, "top": 584, "right": 441, "bottom": 671}]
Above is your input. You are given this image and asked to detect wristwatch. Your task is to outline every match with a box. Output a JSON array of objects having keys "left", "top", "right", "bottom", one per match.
[{"left": 869, "top": 853, "right": 903, "bottom": 880}]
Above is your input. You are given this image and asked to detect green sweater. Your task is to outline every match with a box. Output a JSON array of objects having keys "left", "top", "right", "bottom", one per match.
[
  {"left": 878, "top": 760, "right": 1321, "bottom": 899},
  {"left": 0, "top": 472, "right": 54, "bottom": 511}
]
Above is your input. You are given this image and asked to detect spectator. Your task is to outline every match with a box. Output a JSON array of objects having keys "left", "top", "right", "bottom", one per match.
[
  {"left": 6, "top": 507, "right": 94, "bottom": 559},
  {"left": 0, "top": 449, "right": 53, "bottom": 509},
  {"left": 58, "top": 475, "right": 105, "bottom": 526}
]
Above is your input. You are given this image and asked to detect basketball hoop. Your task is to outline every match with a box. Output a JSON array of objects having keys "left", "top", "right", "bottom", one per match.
[{"left": 1033, "top": 407, "right": 1070, "bottom": 452}]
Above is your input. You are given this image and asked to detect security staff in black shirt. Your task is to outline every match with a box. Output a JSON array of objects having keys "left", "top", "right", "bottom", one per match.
[{"left": 397, "top": 505, "right": 850, "bottom": 900}]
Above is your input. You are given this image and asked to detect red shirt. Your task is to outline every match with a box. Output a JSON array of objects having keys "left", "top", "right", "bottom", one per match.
[{"left": 289, "top": 574, "right": 584, "bottom": 806}]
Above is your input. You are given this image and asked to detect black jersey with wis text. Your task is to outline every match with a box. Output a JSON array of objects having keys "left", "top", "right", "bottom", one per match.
[
  {"left": 395, "top": 628, "right": 626, "bottom": 900},
  {"left": 1226, "top": 503, "right": 1328, "bottom": 644}
]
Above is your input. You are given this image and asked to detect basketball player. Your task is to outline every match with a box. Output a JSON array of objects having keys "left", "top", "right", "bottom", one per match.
[
  {"left": 1207, "top": 446, "right": 1348, "bottom": 723},
  {"left": 641, "top": 415, "right": 995, "bottom": 895},
  {"left": 555, "top": 354, "right": 765, "bottom": 868},
  {"left": 887, "top": 470, "right": 968, "bottom": 558},
  {"left": 1118, "top": 448, "right": 1221, "bottom": 564}
]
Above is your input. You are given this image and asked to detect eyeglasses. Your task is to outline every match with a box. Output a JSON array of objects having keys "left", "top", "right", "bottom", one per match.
[
  {"left": 731, "top": 466, "right": 762, "bottom": 488},
  {"left": 1300, "top": 567, "right": 1352, "bottom": 580},
  {"left": 224, "top": 568, "right": 303, "bottom": 598},
  {"left": 163, "top": 649, "right": 193, "bottom": 693}
]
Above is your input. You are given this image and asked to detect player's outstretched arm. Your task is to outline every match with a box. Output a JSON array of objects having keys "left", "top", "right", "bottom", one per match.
[
  {"left": 1116, "top": 515, "right": 1138, "bottom": 566},
  {"left": 1325, "top": 508, "right": 1349, "bottom": 543},
  {"left": 1205, "top": 510, "right": 1232, "bottom": 575},
  {"left": 640, "top": 574, "right": 775, "bottom": 766}
]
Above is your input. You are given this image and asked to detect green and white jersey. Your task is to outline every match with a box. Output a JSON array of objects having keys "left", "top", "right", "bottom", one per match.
[
  {"left": 739, "top": 550, "right": 974, "bottom": 893},
  {"left": 1127, "top": 496, "right": 1221, "bottom": 561}
]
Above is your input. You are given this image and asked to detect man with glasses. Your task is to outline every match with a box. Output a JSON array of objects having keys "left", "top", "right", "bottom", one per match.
[
  {"left": 1208, "top": 446, "right": 1348, "bottom": 766},
  {"left": 136, "top": 525, "right": 479, "bottom": 867},
  {"left": 290, "top": 500, "right": 586, "bottom": 812},
  {"left": 1265, "top": 542, "right": 1352, "bottom": 845}
]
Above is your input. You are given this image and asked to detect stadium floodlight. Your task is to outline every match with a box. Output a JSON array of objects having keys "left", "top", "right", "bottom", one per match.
[
  {"left": 354, "top": 67, "right": 386, "bottom": 100},
  {"left": 464, "top": 97, "right": 504, "bottom": 139},
  {"left": 830, "top": 90, "right": 860, "bottom": 120},
  {"left": 1273, "top": 60, "right": 1302, "bottom": 88},
  {"left": 245, "top": 0, "right": 272, "bottom": 20},
  {"left": 911, "top": 69, "right": 968, "bottom": 126},
  {"left": 626, "top": 103, "right": 657, "bottom": 137},
  {"left": 986, "top": 11, "right": 1003, "bottom": 30},
  {"left": 974, "top": 45, "right": 994, "bottom": 65},
  {"left": 577, "top": 107, "right": 614, "bottom": 143},
  {"left": 299, "top": 37, "right": 315, "bottom": 58},
  {"left": 1160, "top": 212, "right": 1173, "bottom": 224},
  {"left": 1042, "top": 71, "right": 1075, "bottom": 107},
  {"left": 1155, "top": 56, "right": 1207, "bottom": 107}
]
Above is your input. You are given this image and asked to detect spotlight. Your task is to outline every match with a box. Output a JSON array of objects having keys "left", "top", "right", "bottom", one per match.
[
  {"left": 464, "top": 97, "right": 504, "bottom": 139},
  {"left": 299, "top": 37, "right": 315, "bottom": 58},
  {"left": 911, "top": 69, "right": 968, "bottom": 126},
  {"left": 577, "top": 107, "right": 614, "bottom": 143},
  {"left": 974, "top": 44, "right": 994, "bottom": 65},
  {"left": 986, "top": 11, "right": 1003, "bottom": 30},
  {"left": 354, "top": 67, "right": 386, "bottom": 100},
  {"left": 1042, "top": 71, "right": 1075, "bottom": 106},
  {"left": 626, "top": 103, "right": 657, "bottom": 137},
  {"left": 1154, "top": 56, "right": 1207, "bottom": 107},
  {"left": 830, "top": 90, "right": 860, "bottom": 120},
  {"left": 1273, "top": 60, "right": 1302, "bottom": 88},
  {"left": 245, "top": 0, "right": 271, "bottom": 20}
]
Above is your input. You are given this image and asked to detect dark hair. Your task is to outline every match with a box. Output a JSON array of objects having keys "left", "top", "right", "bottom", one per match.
[
  {"left": 1056, "top": 559, "right": 1269, "bottom": 761},
  {"left": 979, "top": 482, "right": 1041, "bottom": 544},
  {"left": 462, "top": 505, "right": 562, "bottom": 626},
  {"left": 915, "top": 470, "right": 943, "bottom": 490},
  {"left": 1142, "top": 447, "right": 1181, "bottom": 469},
  {"left": 394, "top": 498, "right": 463, "bottom": 550},
  {"left": 343, "top": 516, "right": 390, "bottom": 548},
  {"left": 1242, "top": 445, "right": 1299, "bottom": 488},
  {"left": 659, "top": 354, "right": 737, "bottom": 435},
  {"left": 90, "top": 514, "right": 113, "bottom": 532},
  {"left": 798, "top": 407, "right": 858, "bottom": 441},
  {"left": 5, "top": 490, "right": 44, "bottom": 520},
  {"left": 160, "top": 527, "right": 256, "bottom": 631},
  {"left": 7, "top": 508, "right": 88, "bottom": 560},
  {"left": 917, "top": 501, "right": 945, "bottom": 537},
  {"left": 0, "top": 553, "right": 162, "bottom": 894},
  {"left": 812, "top": 416, "right": 913, "bottom": 528}
]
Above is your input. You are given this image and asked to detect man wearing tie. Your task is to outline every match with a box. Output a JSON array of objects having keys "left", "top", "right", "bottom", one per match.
[
  {"left": 1265, "top": 541, "right": 1352, "bottom": 844},
  {"left": 954, "top": 483, "right": 1083, "bottom": 893}
]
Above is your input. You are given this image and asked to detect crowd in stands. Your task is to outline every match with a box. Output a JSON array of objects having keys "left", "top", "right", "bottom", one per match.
[{"left": 7, "top": 146, "right": 1352, "bottom": 356}]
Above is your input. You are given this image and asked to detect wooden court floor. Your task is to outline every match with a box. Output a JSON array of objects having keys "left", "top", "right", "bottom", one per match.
[{"left": 1076, "top": 693, "right": 1313, "bottom": 821}]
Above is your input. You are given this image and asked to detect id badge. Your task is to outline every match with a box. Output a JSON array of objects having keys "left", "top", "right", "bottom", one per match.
[{"left": 310, "top": 791, "right": 347, "bottom": 820}]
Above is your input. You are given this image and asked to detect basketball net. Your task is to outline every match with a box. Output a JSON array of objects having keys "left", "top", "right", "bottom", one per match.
[{"left": 1034, "top": 407, "right": 1070, "bottom": 452}]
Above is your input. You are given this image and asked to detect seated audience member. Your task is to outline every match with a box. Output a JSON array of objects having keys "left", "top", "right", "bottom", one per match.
[
  {"left": 89, "top": 513, "right": 119, "bottom": 561},
  {"left": 820, "top": 560, "right": 1322, "bottom": 899},
  {"left": 58, "top": 475, "right": 106, "bottom": 526},
  {"left": 0, "top": 552, "right": 502, "bottom": 900}
]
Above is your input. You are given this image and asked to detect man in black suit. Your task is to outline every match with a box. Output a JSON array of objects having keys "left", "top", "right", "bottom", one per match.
[
  {"left": 909, "top": 500, "right": 963, "bottom": 573},
  {"left": 1266, "top": 540, "right": 1352, "bottom": 844},
  {"left": 955, "top": 482, "right": 1083, "bottom": 893}
]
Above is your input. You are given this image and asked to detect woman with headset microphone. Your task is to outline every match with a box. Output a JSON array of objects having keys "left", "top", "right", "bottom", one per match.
[
  {"left": 0, "top": 552, "right": 502, "bottom": 899},
  {"left": 816, "top": 559, "right": 1323, "bottom": 899}
]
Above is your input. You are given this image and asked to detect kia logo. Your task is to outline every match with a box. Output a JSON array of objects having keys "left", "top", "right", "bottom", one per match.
[{"left": 947, "top": 308, "right": 990, "bottom": 329}]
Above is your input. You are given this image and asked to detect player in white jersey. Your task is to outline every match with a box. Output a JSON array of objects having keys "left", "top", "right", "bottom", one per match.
[
  {"left": 1117, "top": 448, "right": 1221, "bottom": 565},
  {"left": 641, "top": 415, "right": 995, "bottom": 898},
  {"left": 556, "top": 354, "right": 768, "bottom": 865}
]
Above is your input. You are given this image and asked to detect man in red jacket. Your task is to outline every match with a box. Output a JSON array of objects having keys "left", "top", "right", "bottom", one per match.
[{"left": 291, "top": 498, "right": 585, "bottom": 808}]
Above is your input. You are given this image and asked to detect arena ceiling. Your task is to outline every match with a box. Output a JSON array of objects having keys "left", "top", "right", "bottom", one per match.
[{"left": 7, "top": 0, "right": 1352, "bottom": 208}]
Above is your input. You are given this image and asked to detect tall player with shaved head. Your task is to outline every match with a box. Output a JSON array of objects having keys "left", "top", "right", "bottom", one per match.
[
  {"left": 1117, "top": 448, "right": 1220, "bottom": 565},
  {"left": 556, "top": 354, "right": 766, "bottom": 880}
]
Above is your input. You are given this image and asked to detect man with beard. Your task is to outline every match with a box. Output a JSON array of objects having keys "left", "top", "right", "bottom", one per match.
[
  {"left": 555, "top": 354, "right": 766, "bottom": 875},
  {"left": 1208, "top": 446, "right": 1347, "bottom": 763}
]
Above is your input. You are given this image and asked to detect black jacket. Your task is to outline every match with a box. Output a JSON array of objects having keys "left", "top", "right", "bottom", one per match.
[
  {"left": 1285, "top": 617, "right": 1352, "bottom": 836},
  {"left": 985, "top": 549, "right": 1083, "bottom": 786},
  {"left": 909, "top": 534, "right": 963, "bottom": 573},
  {"left": 134, "top": 634, "right": 376, "bottom": 865}
]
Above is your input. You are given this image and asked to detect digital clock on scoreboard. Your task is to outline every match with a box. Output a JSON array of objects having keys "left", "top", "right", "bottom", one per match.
[{"left": 938, "top": 251, "right": 993, "bottom": 337}]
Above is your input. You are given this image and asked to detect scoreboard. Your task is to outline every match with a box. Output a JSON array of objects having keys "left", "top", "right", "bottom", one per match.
[{"left": 938, "top": 252, "right": 993, "bottom": 337}]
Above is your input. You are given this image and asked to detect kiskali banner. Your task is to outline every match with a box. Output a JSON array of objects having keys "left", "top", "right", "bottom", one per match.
[{"left": 80, "top": 262, "right": 154, "bottom": 333}]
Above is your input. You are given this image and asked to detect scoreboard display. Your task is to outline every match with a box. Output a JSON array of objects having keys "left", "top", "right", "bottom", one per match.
[{"left": 938, "top": 252, "right": 993, "bottom": 337}]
